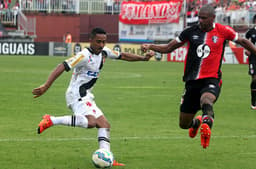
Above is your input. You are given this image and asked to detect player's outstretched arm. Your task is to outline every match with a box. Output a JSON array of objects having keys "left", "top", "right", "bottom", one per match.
[
  {"left": 141, "top": 39, "right": 183, "bottom": 53},
  {"left": 120, "top": 50, "right": 155, "bottom": 61},
  {"left": 236, "top": 37, "right": 256, "bottom": 56},
  {"left": 32, "top": 63, "right": 65, "bottom": 98}
]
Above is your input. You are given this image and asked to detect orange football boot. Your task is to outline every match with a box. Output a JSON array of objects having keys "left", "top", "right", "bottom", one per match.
[
  {"left": 189, "top": 115, "right": 202, "bottom": 138},
  {"left": 38, "top": 114, "right": 53, "bottom": 134},
  {"left": 200, "top": 123, "right": 211, "bottom": 149},
  {"left": 112, "top": 160, "right": 125, "bottom": 166}
]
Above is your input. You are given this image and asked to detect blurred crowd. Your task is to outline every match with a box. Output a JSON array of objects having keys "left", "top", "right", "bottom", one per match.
[
  {"left": 186, "top": 0, "right": 256, "bottom": 32},
  {"left": 0, "top": 0, "right": 20, "bottom": 27}
]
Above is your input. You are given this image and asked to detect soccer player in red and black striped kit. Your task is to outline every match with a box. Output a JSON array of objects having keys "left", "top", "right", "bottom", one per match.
[
  {"left": 245, "top": 26, "right": 256, "bottom": 109},
  {"left": 141, "top": 4, "right": 256, "bottom": 148}
]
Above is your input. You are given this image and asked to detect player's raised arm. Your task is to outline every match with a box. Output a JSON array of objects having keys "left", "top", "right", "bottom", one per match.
[
  {"left": 235, "top": 37, "right": 256, "bottom": 56},
  {"left": 32, "top": 63, "right": 65, "bottom": 98},
  {"left": 119, "top": 50, "right": 155, "bottom": 61},
  {"left": 141, "top": 39, "right": 183, "bottom": 53}
]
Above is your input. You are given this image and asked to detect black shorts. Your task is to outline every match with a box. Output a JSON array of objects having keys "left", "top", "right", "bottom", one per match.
[
  {"left": 248, "top": 63, "right": 256, "bottom": 75},
  {"left": 180, "top": 78, "right": 222, "bottom": 114}
]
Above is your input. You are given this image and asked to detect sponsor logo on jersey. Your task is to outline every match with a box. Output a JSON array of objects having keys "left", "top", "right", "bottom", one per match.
[
  {"left": 86, "top": 71, "right": 99, "bottom": 78},
  {"left": 196, "top": 44, "right": 210, "bottom": 58},
  {"left": 192, "top": 35, "right": 199, "bottom": 40}
]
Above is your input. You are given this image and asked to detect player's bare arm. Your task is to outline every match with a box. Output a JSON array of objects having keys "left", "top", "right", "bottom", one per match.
[
  {"left": 120, "top": 51, "right": 155, "bottom": 61},
  {"left": 32, "top": 63, "right": 65, "bottom": 98},
  {"left": 236, "top": 37, "right": 256, "bottom": 56},
  {"left": 141, "top": 39, "right": 183, "bottom": 53},
  {"left": 245, "top": 50, "right": 251, "bottom": 56}
]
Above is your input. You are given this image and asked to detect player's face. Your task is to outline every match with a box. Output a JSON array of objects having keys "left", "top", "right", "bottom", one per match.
[
  {"left": 198, "top": 11, "right": 215, "bottom": 32},
  {"left": 90, "top": 33, "right": 107, "bottom": 54}
]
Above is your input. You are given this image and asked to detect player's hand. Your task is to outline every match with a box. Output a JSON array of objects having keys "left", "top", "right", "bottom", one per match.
[
  {"left": 144, "top": 50, "right": 155, "bottom": 61},
  {"left": 32, "top": 84, "right": 48, "bottom": 98},
  {"left": 245, "top": 50, "right": 250, "bottom": 56},
  {"left": 141, "top": 44, "right": 151, "bottom": 52}
]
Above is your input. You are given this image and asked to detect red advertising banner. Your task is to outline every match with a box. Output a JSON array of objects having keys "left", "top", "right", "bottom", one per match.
[
  {"left": 229, "top": 41, "right": 247, "bottom": 64},
  {"left": 119, "top": 0, "right": 183, "bottom": 25},
  {"left": 167, "top": 47, "right": 187, "bottom": 62}
]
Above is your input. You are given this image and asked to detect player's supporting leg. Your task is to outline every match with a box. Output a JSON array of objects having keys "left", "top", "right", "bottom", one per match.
[
  {"left": 200, "top": 103, "right": 214, "bottom": 149},
  {"left": 189, "top": 115, "right": 202, "bottom": 138},
  {"left": 38, "top": 114, "right": 89, "bottom": 134},
  {"left": 98, "top": 128, "right": 124, "bottom": 166},
  {"left": 98, "top": 128, "right": 110, "bottom": 151},
  {"left": 250, "top": 80, "right": 256, "bottom": 109}
]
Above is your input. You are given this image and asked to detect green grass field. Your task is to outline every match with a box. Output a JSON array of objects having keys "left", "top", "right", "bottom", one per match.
[{"left": 0, "top": 55, "right": 255, "bottom": 169}]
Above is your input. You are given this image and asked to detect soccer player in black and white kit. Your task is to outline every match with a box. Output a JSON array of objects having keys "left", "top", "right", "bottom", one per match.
[
  {"left": 32, "top": 27, "right": 154, "bottom": 166},
  {"left": 245, "top": 26, "right": 256, "bottom": 109},
  {"left": 141, "top": 4, "right": 256, "bottom": 148}
]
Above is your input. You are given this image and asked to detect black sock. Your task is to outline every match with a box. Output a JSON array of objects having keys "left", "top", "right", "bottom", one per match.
[
  {"left": 251, "top": 81, "right": 256, "bottom": 106},
  {"left": 191, "top": 118, "right": 200, "bottom": 129},
  {"left": 202, "top": 104, "right": 214, "bottom": 128}
]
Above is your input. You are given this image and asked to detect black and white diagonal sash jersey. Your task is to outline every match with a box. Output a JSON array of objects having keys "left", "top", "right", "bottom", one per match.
[{"left": 63, "top": 46, "right": 120, "bottom": 106}]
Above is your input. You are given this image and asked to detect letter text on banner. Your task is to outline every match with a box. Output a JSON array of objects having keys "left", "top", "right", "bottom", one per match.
[{"left": 119, "top": 0, "right": 183, "bottom": 25}]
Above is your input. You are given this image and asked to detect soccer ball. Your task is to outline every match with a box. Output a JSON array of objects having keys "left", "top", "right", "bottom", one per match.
[{"left": 92, "top": 148, "right": 114, "bottom": 168}]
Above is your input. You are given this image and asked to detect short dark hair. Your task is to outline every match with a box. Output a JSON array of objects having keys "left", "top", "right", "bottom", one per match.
[
  {"left": 200, "top": 4, "right": 215, "bottom": 16},
  {"left": 90, "top": 27, "right": 106, "bottom": 39}
]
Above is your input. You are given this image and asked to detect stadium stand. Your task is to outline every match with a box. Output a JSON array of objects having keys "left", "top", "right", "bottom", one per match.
[{"left": 1, "top": 0, "right": 256, "bottom": 42}]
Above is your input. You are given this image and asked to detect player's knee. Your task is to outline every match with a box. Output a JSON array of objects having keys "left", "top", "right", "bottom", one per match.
[
  {"left": 88, "top": 121, "right": 96, "bottom": 128},
  {"left": 96, "top": 116, "right": 111, "bottom": 128},
  {"left": 86, "top": 115, "right": 97, "bottom": 128}
]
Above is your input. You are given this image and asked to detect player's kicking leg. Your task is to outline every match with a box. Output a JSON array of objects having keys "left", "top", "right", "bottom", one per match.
[
  {"left": 38, "top": 114, "right": 53, "bottom": 134},
  {"left": 37, "top": 114, "right": 90, "bottom": 134}
]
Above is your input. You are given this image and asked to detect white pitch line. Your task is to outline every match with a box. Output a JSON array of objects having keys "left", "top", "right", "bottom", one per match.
[{"left": 0, "top": 135, "right": 255, "bottom": 142}]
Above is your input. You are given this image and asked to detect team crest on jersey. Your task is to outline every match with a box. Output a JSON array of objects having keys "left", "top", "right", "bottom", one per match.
[
  {"left": 212, "top": 36, "right": 218, "bottom": 43},
  {"left": 88, "top": 55, "right": 93, "bottom": 63}
]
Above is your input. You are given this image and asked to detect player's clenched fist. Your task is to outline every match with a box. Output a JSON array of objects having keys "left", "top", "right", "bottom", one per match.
[
  {"left": 32, "top": 84, "right": 48, "bottom": 98},
  {"left": 141, "top": 44, "right": 151, "bottom": 52},
  {"left": 144, "top": 50, "right": 155, "bottom": 61}
]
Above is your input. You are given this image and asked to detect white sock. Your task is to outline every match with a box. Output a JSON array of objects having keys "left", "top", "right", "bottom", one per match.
[
  {"left": 98, "top": 128, "right": 110, "bottom": 151},
  {"left": 50, "top": 115, "right": 88, "bottom": 128}
]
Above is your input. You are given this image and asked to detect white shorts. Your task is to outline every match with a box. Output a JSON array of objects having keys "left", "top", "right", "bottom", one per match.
[{"left": 67, "top": 94, "right": 104, "bottom": 119}]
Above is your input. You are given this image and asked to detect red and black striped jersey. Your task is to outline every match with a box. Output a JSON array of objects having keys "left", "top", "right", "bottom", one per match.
[{"left": 176, "top": 23, "right": 238, "bottom": 82}]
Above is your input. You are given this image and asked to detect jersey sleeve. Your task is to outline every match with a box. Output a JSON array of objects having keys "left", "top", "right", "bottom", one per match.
[
  {"left": 102, "top": 46, "right": 121, "bottom": 59},
  {"left": 221, "top": 24, "right": 238, "bottom": 41},
  {"left": 63, "top": 50, "right": 89, "bottom": 71},
  {"left": 176, "top": 26, "right": 192, "bottom": 43}
]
